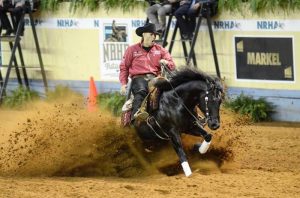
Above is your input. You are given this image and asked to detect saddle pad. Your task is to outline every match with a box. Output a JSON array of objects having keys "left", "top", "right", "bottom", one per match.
[{"left": 121, "top": 110, "right": 131, "bottom": 127}]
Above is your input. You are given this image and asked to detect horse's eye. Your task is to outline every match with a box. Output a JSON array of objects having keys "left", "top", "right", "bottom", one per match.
[
  {"left": 219, "top": 91, "right": 223, "bottom": 100},
  {"left": 213, "top": 90, "right": 218, "bottom": 100},
  {"left": 221, "top": 92, "right": 225, "bottom": 100},
  {"left": 213, "top": 90, "right": 223, "bottom": 101}
]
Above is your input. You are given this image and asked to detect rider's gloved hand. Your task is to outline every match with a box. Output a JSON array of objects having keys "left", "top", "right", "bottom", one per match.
[
  {"left": 159, "top": 59, "right": 169, "bottom": 66},
  {"left": 120, "top": 84, "right": 127, "bottom": 95}
]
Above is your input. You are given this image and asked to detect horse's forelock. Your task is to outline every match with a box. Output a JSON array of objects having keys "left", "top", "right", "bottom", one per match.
[{"left": 213, "top": 78, "right": 224, "bottom": 92}]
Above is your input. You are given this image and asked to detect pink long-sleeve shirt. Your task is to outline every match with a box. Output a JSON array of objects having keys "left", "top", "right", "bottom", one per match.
[{"left": 119, "top": 42, "right": 175, "bottom": 85}]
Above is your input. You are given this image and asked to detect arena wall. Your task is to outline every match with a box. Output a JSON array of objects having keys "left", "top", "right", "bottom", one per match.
[{"left": 1, "top": 3, "right": 299, "bottom": 121}]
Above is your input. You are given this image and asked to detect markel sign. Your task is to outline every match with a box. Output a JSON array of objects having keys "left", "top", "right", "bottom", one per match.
[{"left": 235, "top": 36, "right": 294, "bottom": 81}]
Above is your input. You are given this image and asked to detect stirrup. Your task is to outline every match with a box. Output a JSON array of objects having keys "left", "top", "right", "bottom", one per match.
[{"left": 134, "top": 110, "right": 149, "bottom": 121}]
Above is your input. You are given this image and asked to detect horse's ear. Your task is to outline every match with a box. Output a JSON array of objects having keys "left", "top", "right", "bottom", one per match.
[
  {"left": 206, "top": 79, "right": 211, "bottom": 85},
  {"left": 213, "top": 77, "right": 225, "bottom": 92},
  {"left": 206, "top": 80, "right": 215, "bottom": 91}
]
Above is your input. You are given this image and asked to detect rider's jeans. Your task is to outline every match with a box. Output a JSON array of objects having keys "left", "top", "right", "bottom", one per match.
[{"left": 131, "top": 77, "right": 149, "bottom": 121}]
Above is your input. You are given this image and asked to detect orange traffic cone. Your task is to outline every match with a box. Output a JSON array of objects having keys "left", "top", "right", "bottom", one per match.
[{"left": 88, "top": 76, "right": 98, "bottom": 112}]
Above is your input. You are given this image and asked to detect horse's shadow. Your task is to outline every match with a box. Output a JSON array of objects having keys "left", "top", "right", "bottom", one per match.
[{"left": 133, "top": 134, "right": 231, "bottom": 176}]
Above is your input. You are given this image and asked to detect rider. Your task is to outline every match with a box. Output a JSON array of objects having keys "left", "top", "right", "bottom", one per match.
[{"left": 119, "top": 23, "right": 175, "bottom": 124}]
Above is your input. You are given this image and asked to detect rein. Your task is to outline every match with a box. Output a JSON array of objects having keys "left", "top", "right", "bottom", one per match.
[
  {"left": 168, "top": 82, "right": 209, "bottom": 128},
  {"left": 147, "top": 116, "right": 170, "bottom": 140},
  {"left": 162, "top": 63, "right": 210, "bottom": 126},
  {"left": 161, "top": 64, "right": 212, "bottom": 127}
]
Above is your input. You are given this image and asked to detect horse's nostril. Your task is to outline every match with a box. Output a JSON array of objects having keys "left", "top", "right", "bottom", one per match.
[
  {"left": 214, "top": 124, "right": 220, "bottom": 129},
  {"left": 211, "top": 123, "right": 219, "bottom": 130}
]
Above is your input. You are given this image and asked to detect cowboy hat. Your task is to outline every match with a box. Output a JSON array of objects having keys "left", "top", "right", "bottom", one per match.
[{"left": 136, "top": 23, "right": 160, "bottom": 37}]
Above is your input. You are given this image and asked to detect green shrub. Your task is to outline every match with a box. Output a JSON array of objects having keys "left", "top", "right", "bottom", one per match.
[
  {"left": 46, "top": 85, "right": 80, "bottom": 101},
  {"left": 224, "top": 93, "right": 275, "bottom": 122},
  {"left": 2, "top": 86, "right": 40, "bottom": 108},
  {"left": 41, "top": 0, "right": 147, "bottom": 12},
  {"left": 39, "top": 0, "right": 300, "bottom": 13},
  {"left": 97, "top": 92, "right": 126, "bottom": 116},
  {"left": 217, "top": 0, "right": 300, "bottom": 13}
]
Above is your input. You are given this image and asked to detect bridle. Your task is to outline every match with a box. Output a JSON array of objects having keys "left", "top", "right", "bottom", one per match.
[
  {"left": 196, "top": 81, "right": 223, "bottom": 128},
  {"left": 195, "top": 90, "right": 210, "bottom": 128},
  {"left": 161, "top": 63, "right": 221, "bottom": 127}
]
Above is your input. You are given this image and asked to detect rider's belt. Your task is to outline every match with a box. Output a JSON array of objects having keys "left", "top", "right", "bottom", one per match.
[{"left": 132, "top": 73, "right": 156, "bottom": 81}]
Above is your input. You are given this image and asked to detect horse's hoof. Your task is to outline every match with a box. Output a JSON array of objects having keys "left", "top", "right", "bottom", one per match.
[{"left": 144, "top": 148, "right": 153, "bottom": 153}]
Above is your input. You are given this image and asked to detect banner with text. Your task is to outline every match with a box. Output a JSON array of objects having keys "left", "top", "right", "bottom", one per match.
[{"left": 235, "top": 37, "right": 294, "bottom": 81}]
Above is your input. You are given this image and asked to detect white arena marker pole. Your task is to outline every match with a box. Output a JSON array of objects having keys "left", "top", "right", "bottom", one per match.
[
  {"left": 199, "top": 140, "right": 211, "bottom": 154},
  {"left": 181, "top": 161, "right": 192, "bottom": 177}
]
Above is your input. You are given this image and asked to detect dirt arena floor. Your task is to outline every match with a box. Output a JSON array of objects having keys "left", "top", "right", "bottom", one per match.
[{"left": 0, "top": 95, "right": 299, "bottom": 198}]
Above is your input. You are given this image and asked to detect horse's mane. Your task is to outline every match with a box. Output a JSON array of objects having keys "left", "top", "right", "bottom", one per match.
[{"left": 155, "top": 68, "right": 215, "bottom": 90}]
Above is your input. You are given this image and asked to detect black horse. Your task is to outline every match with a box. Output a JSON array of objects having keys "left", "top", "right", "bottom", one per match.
[{"left": 133, "top": 68, "right": 223, "bottom": 176}]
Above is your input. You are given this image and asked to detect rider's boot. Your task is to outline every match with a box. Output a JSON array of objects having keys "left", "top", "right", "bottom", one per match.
[
  {"left": 130, "top": 111, "right": 148, "bottom": 128},
  {"left": 133, "top": 96, "right": 149, "bottom": 122}
]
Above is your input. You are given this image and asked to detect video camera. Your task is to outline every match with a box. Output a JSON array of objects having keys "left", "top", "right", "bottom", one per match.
[
  {"left": 29, "top": 0, "right": 41, "bottom": 9},
  {"left": 199, "top": 0, "right": 218, "bottom": 18},
  {"left": 145, "top": 0, "right": 157, "bottom": 6},
  {"left": 2, "top": 0, "right": 41, "bottom": 11},
  {"left": 2, "top": 0, "right": 12, "bottom": 9},
  {"left": 25, "top": 0, "right": 41, "bottom": 11}
]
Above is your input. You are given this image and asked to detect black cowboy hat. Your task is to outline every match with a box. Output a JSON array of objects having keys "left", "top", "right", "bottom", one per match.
[{"left": 136, "top": 23, "right": 160, "bottom": 37}]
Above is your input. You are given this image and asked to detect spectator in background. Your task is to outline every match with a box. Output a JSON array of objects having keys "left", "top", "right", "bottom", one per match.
[
  {"left": 0, "top": 0, "right": 25, "bottom": 36},
  {"left": 146, "top": 0, "right": 180, "bottom": 35},
  {"left": 119, "top": 23, "right": 175, "bottom": 124},
  {"left": 174, "top": 0, "right": 201, "bottom": 40}
]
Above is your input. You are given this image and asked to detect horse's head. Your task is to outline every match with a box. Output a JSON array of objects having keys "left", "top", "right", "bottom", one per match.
[
  {"left": 198, "top": 78, "right": 223, "bottom": 130},
  {"left": 155, "top": 68, "right": 223, "bottom": 130}
]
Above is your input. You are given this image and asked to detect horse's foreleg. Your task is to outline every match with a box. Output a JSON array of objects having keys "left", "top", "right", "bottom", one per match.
[
  {"left": 188, "top": 125, "right": 212, "bottom": 141},
  {"left": 189, "top": 126, "right": 212, "bottom": 154},
  {"left": 170, "top": 131, "right": 192, "bottom": 177}
]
